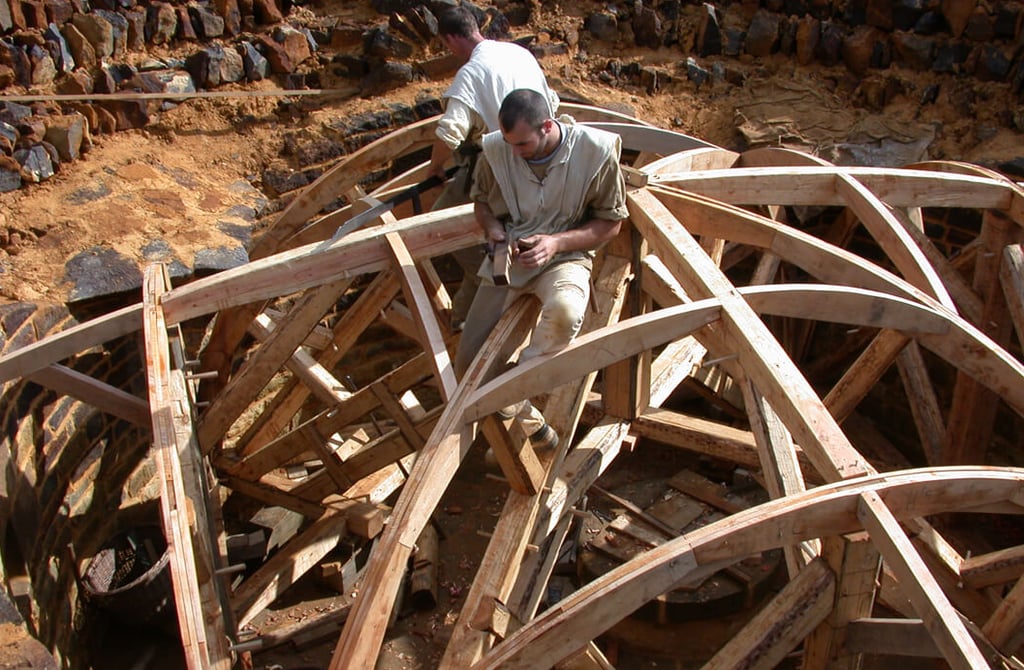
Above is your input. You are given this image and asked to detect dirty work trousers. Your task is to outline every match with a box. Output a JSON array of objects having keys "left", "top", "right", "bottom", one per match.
[{"left": 454, "top": 260, "right": 591, "bottom": 437}]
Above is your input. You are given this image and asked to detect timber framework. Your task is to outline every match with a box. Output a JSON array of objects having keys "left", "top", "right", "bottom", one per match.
[{"left": 1, "top": 103, "right": 1024, "bottom": 669}]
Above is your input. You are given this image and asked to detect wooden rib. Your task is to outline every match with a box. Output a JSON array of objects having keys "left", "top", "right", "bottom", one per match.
[
  {"left": 640, "top": 146, "right": 740, "bottom": 175},
  {"left": 143, "top": 265, "right": 230, "bottom": 669},
  {"left": 856, "top": 490, "right": 988, "bottom": 668},
  {"left": 328, "top": 297, "right": 539, "bottom": 669},
  {"left": 0, "top": 302, "right": 141, "bottom": 383},
  {"left": 582, "top": 122, "right": 716, "bottom": 155},
  {"left": 644, "top": 184, "right": 1024, "bottom": 418},
  {"left": 703, "top": 557, "right": 834, "bottom": 670},
  {"left": 196, "top": 279, "right": 349, "bottom": 453},
  {"left": 26, "top": 363, "right": 150, "bottom": 427},
  {"left": 601, "top": 227, "right": 648, "bottom": 420},
  {"left": 650, "top": 165, "right": 1015, "bottom": 210},
  {"left": 468, "top": 467, "right": 1024, "bottom": 670},
  {"left": 237, "top": 269, "right": 400, "bottom": 456},
  {"left": 384, "top": 231, "right": 457, "bottom": 400},
  {"left": 161, "top": 206, "right": 477, "bottom": 326},
  {"left": 833, "top": 173, "right": 954, "bottom": 308}
]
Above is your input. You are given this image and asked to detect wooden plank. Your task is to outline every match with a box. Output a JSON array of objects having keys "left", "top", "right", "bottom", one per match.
[
  {"left": 370, "top": 381, "right": 426, "bottom": 450},
  {"left": 856, "top": 490, "right": 989, "bottom": 669},
  {"left": 667, "top": 470, "right": 745, "bottom": 515},
  {"left": 143, "top": 265, "right": 230, "bottom": 670},
  {"left": 27, "top": 363, "right": 150, "bottom": 427},
  {"left": 232, "top": 506, "right": 352, "bottom": 627},
  {"left": 385, "top": 231, "right": 458, "bottom": 400},
  {"left": 960, "top": 544, "right": 1024, "bottom": 589},
  {"left": 0, "top": 302, "right": 141, "bottom": 383},
  {"left": 704, "top": 558, "right": 834, "bottom": 670},
  {"left": 468, "top": 468, "right": 1024, "bottom": 670},
  {"left": 197, "top": 279, "right": 349, "bottom": 453},
  {"left": 328, "top": 297, "right": 540, "bottom": 669}
]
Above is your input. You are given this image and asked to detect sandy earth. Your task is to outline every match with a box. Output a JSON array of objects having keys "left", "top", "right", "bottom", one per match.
[{"left": 1, "top": 5, "right": 1022, "bottom": 307}]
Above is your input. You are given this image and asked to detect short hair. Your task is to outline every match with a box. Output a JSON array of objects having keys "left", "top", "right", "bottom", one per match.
[
  {"left": 438, "top": 7, "right": 478, "bottom": 38},
  {"left": 498, "top": 89, "right": 552, "bottom": 133}
]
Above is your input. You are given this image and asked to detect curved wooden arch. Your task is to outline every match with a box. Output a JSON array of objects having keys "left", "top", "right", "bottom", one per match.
[
  {"left": 463, "top": 285, "right": 954, "bottom": 422},
  {"left": 470, "top": 466, "right": 1024, "bottom": 670}
]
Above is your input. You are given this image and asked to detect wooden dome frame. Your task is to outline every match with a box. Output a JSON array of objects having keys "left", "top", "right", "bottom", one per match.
[{"left": 2, "top": 103, "right": 1024, "bottom": 669}]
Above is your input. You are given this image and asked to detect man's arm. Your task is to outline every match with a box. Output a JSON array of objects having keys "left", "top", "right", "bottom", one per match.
[{"left": 428, "top": 99, "right": 475, "bottom": 179}]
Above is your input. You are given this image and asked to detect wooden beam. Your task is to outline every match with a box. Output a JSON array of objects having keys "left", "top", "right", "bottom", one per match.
[
  {"left": 856, "top": 490, "right": 989, "bottom": 669},
  {"left": 1001, "top": 244, "right": 1024, "bottom": 356},
  {"left": 982, "top": 569, "right": 1024, "bottom": 651},
  {"left": 249, "top": 312, "right": 352, "bottom": 407},
  {"left": 800, "top": 532, "right": 880, "bottom": 670},
  {"left": 0, "top": 303, "right": 141, "bottom": 383},
  {"left": 232, "top": 506, "right": 351, "bottom": 627},
  {"left": 440, "top": 253, "right": 635, "bottom": 669},
  {"left": 27, "top": 363, "right": 150, "bottom": 427},
  {"left": 960, "top": 543, "right": 1024, "bottom": 589},
  {"left": 822, "top": 329, "right": 909, "bottom": 424},
  {"left": 143, "top": 265, "right": 231, "bottom": 670},
  {"left": 895, "top": 340, "right": 945, "bottom": 466},
  {"left": 704, "top": 557, "right": 834, "bottom": 670}
]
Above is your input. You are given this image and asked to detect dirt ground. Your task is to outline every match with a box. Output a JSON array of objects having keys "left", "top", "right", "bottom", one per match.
[
  {"left": 2, "top": 2, "right": 1023, "bottom": 668},
  {"left": 2, "top": 3, "right": 1023, "bottom": 306}
]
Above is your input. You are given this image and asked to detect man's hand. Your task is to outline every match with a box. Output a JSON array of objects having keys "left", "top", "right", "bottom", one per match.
[{"left": 515, "top": 234, "right": 559, "bottom": 269}]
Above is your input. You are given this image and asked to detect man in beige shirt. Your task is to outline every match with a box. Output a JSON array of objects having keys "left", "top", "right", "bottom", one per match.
[{"left": 454, "top": 88, "right": 627, "bottom": 449}]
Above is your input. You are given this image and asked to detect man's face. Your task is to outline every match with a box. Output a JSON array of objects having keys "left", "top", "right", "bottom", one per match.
[{"left": 501, "top": 119, "right": 550, "bottom": 161}]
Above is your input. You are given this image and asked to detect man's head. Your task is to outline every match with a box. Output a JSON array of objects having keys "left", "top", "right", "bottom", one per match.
[
  {"left": 498, "top": 89, "right": 558, "bottom": 161},
  {"left": 438, "top": 7, "right": 483, "bottom": 58}
]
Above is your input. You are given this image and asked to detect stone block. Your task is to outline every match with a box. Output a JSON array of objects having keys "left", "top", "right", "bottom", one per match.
[{"left": 745, "top": 9, "right": 781, "bottom": 57}]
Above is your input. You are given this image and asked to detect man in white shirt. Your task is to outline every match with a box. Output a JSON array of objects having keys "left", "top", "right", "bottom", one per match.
[{"left": 428, "top": 6, "right": 559, "bottom": 327}]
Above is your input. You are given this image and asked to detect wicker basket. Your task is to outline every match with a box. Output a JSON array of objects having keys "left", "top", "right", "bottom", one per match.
[{"left": 81, "top": 525, "right": 175, "bottom": 632}]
